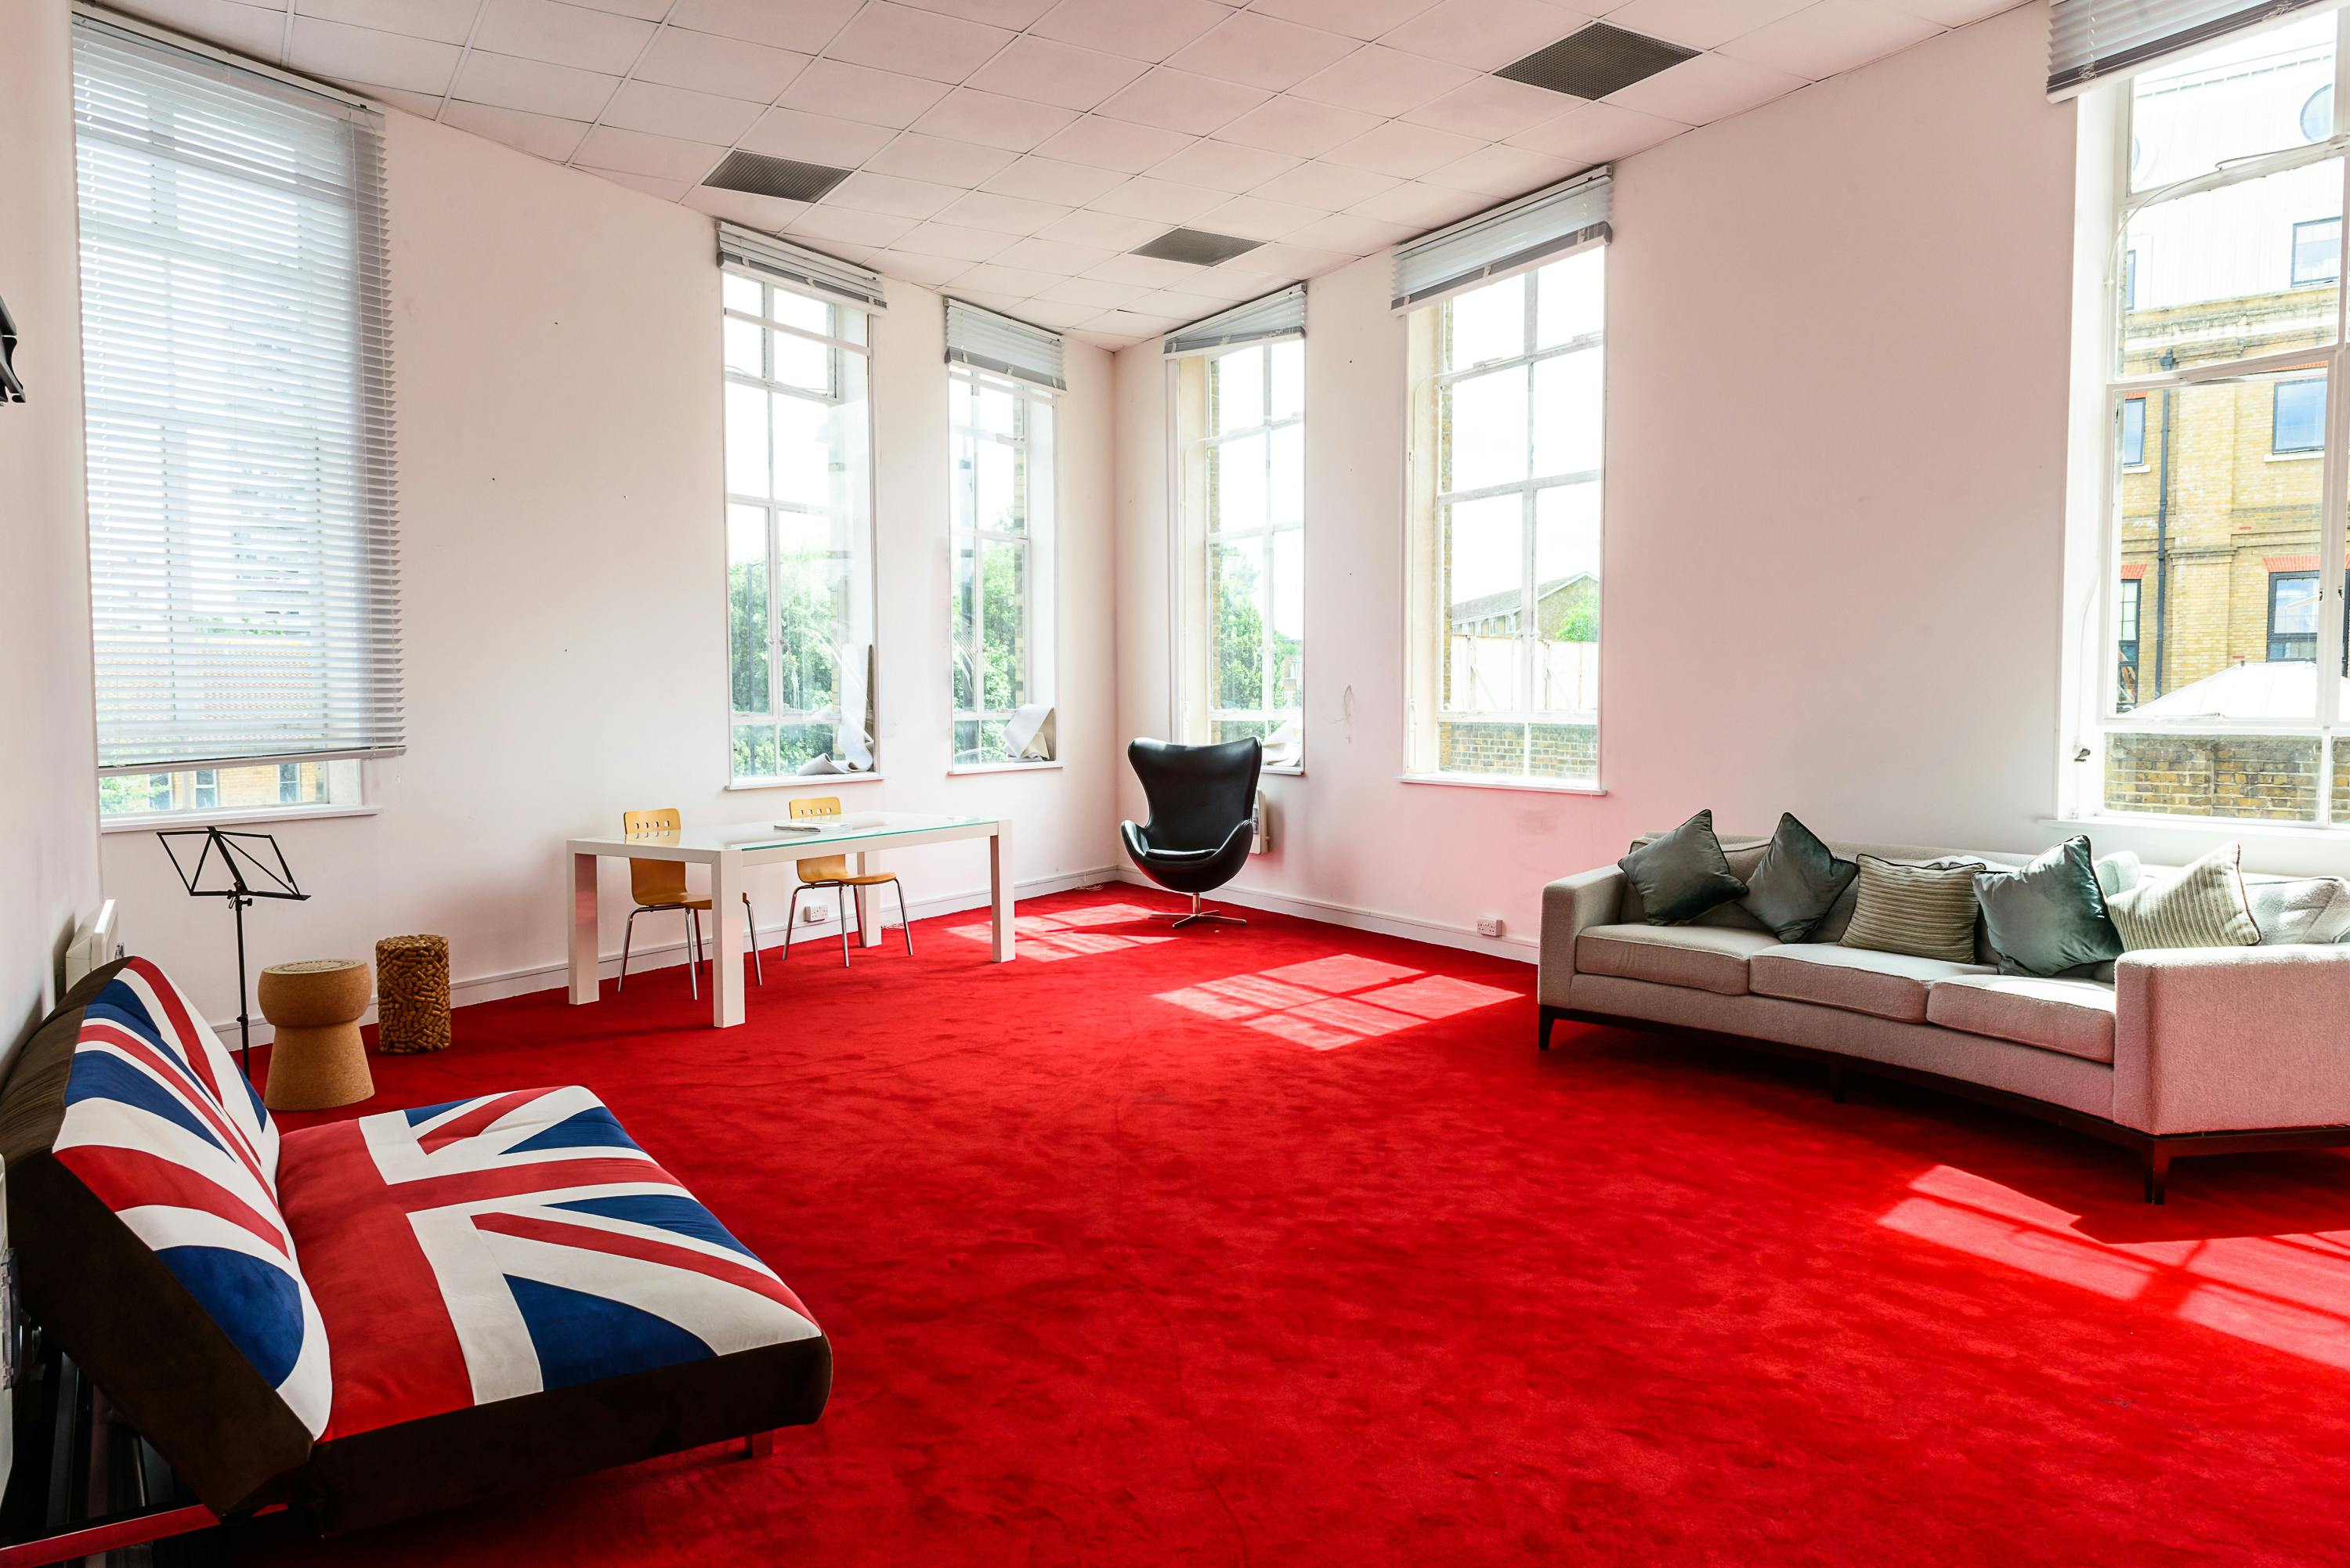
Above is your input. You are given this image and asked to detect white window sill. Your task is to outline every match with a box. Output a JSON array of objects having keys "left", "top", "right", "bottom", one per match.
[
  {"left": 1397, "top": 773, "right": 1606, "bottom": 796},
  {"left": 100, "top": 804, "right": 379, "bottom": 834},
  {"left": 1263, "top": 764, "right": 1303, "bottom": 779},
  {"left": 2122, "top": 463, "right": 2150, "bottom": 474},
  {"left": 2044, "top": 812, "right": 2350, "bottom": 844},
  {"left": 948, "top": 761, "right": 1063, "bottom": 775},
  {"left": 726, "top": 774, "right": 888, "bottom": 792},
  {"left": 2266, "top": 450, "right": 2324, "bottom": 462}
]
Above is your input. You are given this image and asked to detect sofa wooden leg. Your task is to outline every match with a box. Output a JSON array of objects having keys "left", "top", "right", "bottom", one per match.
[
  {"left": 2144, "top": 1148, "right": 2171, "bottom": 1205},
  {"left": 1538, "top": 1005, "right": 1563, "bottom": 1051}
]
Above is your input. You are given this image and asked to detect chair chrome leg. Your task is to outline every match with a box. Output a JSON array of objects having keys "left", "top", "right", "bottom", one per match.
[
  {"left": 836, "top": 886, "right": 851, "bottom": 968},
  {"left": 783, "top": 886, "right": 802, "bottom": 962},
  {"left": 619, "top": 907, "right": 640, "bottom": 992},
  {"left": 894, "top": 878, "right": 913, "bottom": 956},
  {"left": 1153, "top": 892, "right": 1247, "bottom": 930},
  {"left": 743, "top": 895, "right": 764, "bottom": 986},
  {"left": 685, "top": 908, "right": 701, "bottom": 1000}
]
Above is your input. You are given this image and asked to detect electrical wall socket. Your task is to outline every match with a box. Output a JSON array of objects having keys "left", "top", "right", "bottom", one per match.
[
  {"left": 1477, "top": 917, "right": 1503, "bottom": 938},
  {"left": 799, "top": 904, "right": 827, "bottom": 924}
]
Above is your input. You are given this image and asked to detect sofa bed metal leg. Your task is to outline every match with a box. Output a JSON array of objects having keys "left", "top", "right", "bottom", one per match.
[
  {"left": 743, "top": 1430, "right": 773, "bottom": 1460},
  {"left": 2144, "top": 1147, "right": 2171, "bottom": 1205}
]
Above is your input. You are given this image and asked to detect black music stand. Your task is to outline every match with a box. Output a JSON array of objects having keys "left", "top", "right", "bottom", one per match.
[{"left": 157, "top": 828, "right": 309, "bottom": 1075}]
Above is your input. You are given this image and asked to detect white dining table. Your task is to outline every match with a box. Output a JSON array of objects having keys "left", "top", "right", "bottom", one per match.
[{"left": 566, "top": 811, "right": 1011, "bottom": 1028}]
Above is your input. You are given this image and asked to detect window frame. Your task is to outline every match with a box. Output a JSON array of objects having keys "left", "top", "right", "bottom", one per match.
[
  {"left": 2294, "top": 214, "right": 2343, "bottom": 284},
  {"left": 721, "top": 265, "right": 880, "bottom": 787},
  {"left": 946, "top": 363, "right": 1058, "bottom": 771}
]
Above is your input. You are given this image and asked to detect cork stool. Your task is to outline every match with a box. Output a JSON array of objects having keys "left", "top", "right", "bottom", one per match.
[
  {"left": 375, "top": 934, "right": 452, "bottom": 1054},
  {"left": 257, "top": 959, "right": 374, "bottom": 1111}
]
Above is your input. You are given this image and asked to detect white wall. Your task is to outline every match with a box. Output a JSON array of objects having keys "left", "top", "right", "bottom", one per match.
[
  {"left": 0, "top": 0, "right": 103, "bottom": 1054},
  {"left": 99, "top": 109, "right": 1121, "bottom": 1028},
  {"left": 1115, "top": 5, "right": 2329, "bottom": 958}
]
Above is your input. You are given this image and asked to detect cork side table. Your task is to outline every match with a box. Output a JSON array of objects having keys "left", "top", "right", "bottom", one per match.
[
  {"left": 376, "top": 934, "right": 452, "bottom": 1053},
  {"left": 258, "top": 959, "right": 374, "bottom": 1111}
]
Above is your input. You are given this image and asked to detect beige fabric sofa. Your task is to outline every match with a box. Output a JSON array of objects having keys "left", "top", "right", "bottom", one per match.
[{"left": 1538, "top": 833, "right": 2350, "bottom": 1201}]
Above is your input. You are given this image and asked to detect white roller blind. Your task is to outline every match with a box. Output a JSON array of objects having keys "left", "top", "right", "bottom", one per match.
[
  {"left": 1391, "top": 168, "right": 1611, "bottom": 314},
  {"left": 1164, "top": 285, "right": 1305, "bottom": 356},
  {"left": 718, "top": 222, "right": 888, "bottom": 313},
  {"left": 945, "top": 298, "right": 1065, "bottom": 389},
  {"left": 2048, "top": 0, "right": 2330, "bottom": 97},
  {"left": 73, "top": 17, "right": 403, "bottom": 774}
]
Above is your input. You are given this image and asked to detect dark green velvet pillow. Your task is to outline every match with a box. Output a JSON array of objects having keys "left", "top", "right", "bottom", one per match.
[
  {"left": 1973, "top": 836, "right": 2123, "bottom": 977},
  {"left": 1737, "top": 813, "right": 1856, "bottom": 942},
  {"left": 1618, "top": 810, "right": 1746, "bottom": 926}
]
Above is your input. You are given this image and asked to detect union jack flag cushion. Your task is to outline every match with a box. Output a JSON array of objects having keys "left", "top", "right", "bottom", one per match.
[{"left": 277, "top": 1084, "right": 822, "bottom": 1439}]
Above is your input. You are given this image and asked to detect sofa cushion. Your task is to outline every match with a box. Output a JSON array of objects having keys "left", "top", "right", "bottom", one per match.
[
  {"left": 1576, "top": 924, "right": 1781, "bottom": 995},
  {"left": 1618, "top": 809, "right": 1746, "bottom": 924},
  {"left": 1750, "top": 944, "right": 1994, "bottom": 1022},
  {"left": 2247, "top": 876, "right": 2350, "bottom": 945},
  {"left": 1839, "top": 856, "right": 1987, "bottom": 963},
  {"left": 1738, "top": 813, "right": 1858, "bottom": 942},
  {"left": 1926, "top": 974, "right": 2117, "bottom": 1064},
  {"left": 1618, "top": 834, "right": 1773, "bottom": 930},
  {"left": 1972, "top": 836, "right": 2122, "bottom": 978},
  {"left": 2109, "top": 842, "right": 2258, "bottom": 951}
]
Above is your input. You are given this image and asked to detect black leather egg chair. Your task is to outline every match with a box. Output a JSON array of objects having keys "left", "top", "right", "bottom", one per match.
[{"left": 1120, "top": 736, "right": 1260, "bottom": 929}]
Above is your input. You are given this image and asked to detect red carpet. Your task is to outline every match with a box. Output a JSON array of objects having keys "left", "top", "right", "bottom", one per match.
[{"left": 239, "top": 887, "right": 2350, "bottom": 1566}]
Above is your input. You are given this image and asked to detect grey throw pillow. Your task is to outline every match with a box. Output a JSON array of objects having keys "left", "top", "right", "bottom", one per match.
[
  {"left": 1973, "top": 836, "right": 2124, "bottom": 978},
  {"left": 1839, "top": 856, "right": 1986, "bottom": 963},
  {"left": 2247, "top": 876, "right": 2350, "bottom": 945},
  {"left": 1737, "top": 813, "right": 1856, "bottom": 942},
  {"left": 2094, "top": 851, "right": 2141, "bottom": 899},
  {"left": 2107, "top": 843, "right": 2258, "bottom": 951},
  {"left": 1618, "top": 809, "right": 1746, "bottom": 926}
]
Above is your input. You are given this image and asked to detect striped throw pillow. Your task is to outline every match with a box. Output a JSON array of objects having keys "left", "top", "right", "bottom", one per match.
[
  {"left": 1838, "top": 856, "right": 1985, "bottom": 963},
  {"left": 2107, "top": 843, "right": 2258, "bottom": 952}
]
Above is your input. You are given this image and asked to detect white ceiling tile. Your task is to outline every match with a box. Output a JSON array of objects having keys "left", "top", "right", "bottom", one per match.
[
  {"left": 452, "top": 51, "right": 619, "bottom": 119},
  {"left": 1144, "top": 139, "right": 1300, "bottom": 193},
  {"left": 575, "top": 124, "right": 728, "bottom": 179},
  {"left": 1164, "top": 12, "right": 1358, "bottom": 90},
  {"left": 1874, "top": 0, "right": 2021, "bottom": 26},
  {"left": 1095, "top": 68, "right": 1270, "bottom": 135},
  {"left": 937, "top": 189, "right": 1078, "bottom": 233},
  {"left": 913, "top": 89, "right": 1083, "bottom": 152},
  {"left": 1377, "top": 0, "right": 1588, "bottom": 70},
  {"left": 1079, "top": 308, "right": 1182, "bottom": 335},
  {"left": 1038, "top": 275, "right": 1150, "bottom": 308},
  {"left": 787, "top": 206, "right": 922, "bottom": 247},
  {"left": 1348, "top": 179, "right": 1488, "bottom": 227},
  {"left": 1031, "top": 115, "right": 1195, "bottom": 173},
  {"left": 1072, "top": 331, "right": 1141, "bottom": 351},
  {"left": 668, "top": 0, "right": 862, "bottom": 52},
  {"left": 1249, "top": 0, "right": 1440, "bottom": 40},
  {"left": 1603, "top": 50, "right": 1806, "bottom": 120},
  {"left": 1238, "top": 239, "right": 1352, "bottom": 276},
  {"left": 1191, "top": 193, "right": 1325, "bottom": 240},
  {"left": 1603, "top": 0, "right": 1809, "bottom": 45},
  {"left": 1714, "top": 0, "right": 1940, "bottom": 78},
  {"left": 440, "top": 99, "right": 590, "bottom": 161},
  {"left": 1401, "top": 74, "right": 1579, "bottom": 139},
  {"left": 826, "top": 169, "right": 968, "bottom": 219},
  {"left": 1282, "top": 211, "right": 1415, "bottom": 254},
  {"left": 953, "top": 262, "right": 1067, "bottom": 295},
  {"left": 895, "top": 221, "right": 1019, "bottom": 260},
  {"left": 602, "top": 81, "right": 765, "bottom": 143},
  {"left": 1089, "top": 175, "right": 1224, "bottom": 222},
  {"left": 683, "top": 186, "right": 811, "bottom": 229},
  {"left": 866, "top": 132, "right": 1021, "bottom": 186},
  {"left": 1428, "top": 141, "right": 1574, "bottom": 195},
  {"left": 1182, "top": 259, "right": 1292, "bottom": 298},
  {"left": 287, "top": 18, "right": 458, "bottom": 93},
  {"left": 827, "top": 2, "right": 1016, "bottom": 84},
  {"left": 894, "top": 0, "right": 1057, "bottom": 23},
  {"left": 990, "top": 236, "right": 1117, "bottom": 273},
  {"left": 1249, "top": 160, "right": 1393, "bottom": 209},
  {"left": 873, "top": 250, "right": 975, "bottom": 286},
  {"left": 563, "top": 0, "right": 671, "bottom": 18},
  {"left": 354, "top": 82, "right": 449, "bottom": 117},
  {"left": 982, "top": 156, "right": 1129, "bottom": 204},
  {"left": 966, "top": 35, "right": 1147, "bottom": 110},
  {"left": 578, "top": 165, "right": 693, "bottom": 199},
  {"left": 1214, "top": 95, "right": 1380, "bottom": 157},
  {"left": 293, "top": 0, "right": 473, "bottom": 45},
  {"left": 778, "top": 60, "right": 951, "bottom": 128},
  {"left": 1290, "top": 44, "right": 1473, "bottom": 117},
  {"left": 953, "top": 288, "right": 1037, "bottom": 313},
  {"left": 1012, "top": 298, "right": 1108, "bottom": 328},
  {"left": 1131, "top": 287, "right": 1226, "bottom": 320},
  {"left": 1035, "top": 209, "right": 1166, "bottom": 247},
  {"left": 739, "top": 108, "right": 898, "bottom": 167},
  {"left": 634, "top": 27, "right": 810, "bottom": 103},
  {"left": 1030, "top": 0, "right": 1231, "bottom": 61},
  {"left": 1508, "top": 98, "right": 1685, "bottom": 159},
  {"left": 1322, "top": 119, "right": 1482, "bottom": 178},
  {"left": 115, "top": 0, "right": 286, "bottom": 62},
  {"left": 472, "top": 0, "right": 653, "bottom": 74},
  {"left": 1084, "top": 252, "right": 1212, "bottom": 287}
]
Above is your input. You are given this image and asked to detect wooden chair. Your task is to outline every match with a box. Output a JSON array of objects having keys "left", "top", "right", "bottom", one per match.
[
  {"left": 783, "top": 796, "right": 912, "bottom": 967},
  {"left": 619, "top": 807, "right": 764, "bottom": 996}
]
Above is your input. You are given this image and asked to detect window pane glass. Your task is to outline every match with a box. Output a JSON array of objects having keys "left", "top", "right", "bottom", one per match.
[
  {"left": 978, "top": 381, "right": 1017, "bottom": 436},
  {"left": 1535, "top": 482, "right": 1600, "bottom": 716},
  {"left": 1531, "top": 349, "right": 1602, "bottom": 479},
  {"left": 722, "top": 272, "right": 761, "bottom": 314},
  {"left": 732, "top": 721, "right": 779, "bottom": 781},
  {"left": 982, "top": 538, "right": 1026, "bottom": 712},
  {"left": 1447, "top": 273, "right": 1524, "bottom": 369},
  {"left": 1213, "top": 537, "right": 1266, "bottom": 710},
  {"left": 772, "top": 395, "right": 831, "bottom": 509},
  {"left": 1534, "top": 249, "right": 1603, "bottom": 349},
  {"left": 2112, "top": 374, "right": 2324, "bottom": 718},
  {"left": 978, "top": 438, "right": 1018, "bottom": 532},
  {"left": 776, "top": 513, "right": 845, "bottom": 714},
  {"left": 2106, "top": 732, "right": 2321, "bottom": 822},
  {"left": 1269, "top": 338, "right": 1303, "bottom": 421},
  {"left": 727, "top": 504, "right": 768, "bottom": 716},
  {"left": 1442, "top": 493, "right": 1522, "bottom": 713},
  {"left": 953, "top": 540, "right": 978, "bottom": 710},
  {"left": 1271, "top": 526, "right": 1303, "bottom": 712},
  {"left": 950, "top": 429, "right": 978, "bottom": 536},
  {"left": 2129, "top": 13, "right": 2336, "bottom": 193},
  {"left": 772, "top": 328, "right": 829, "bottom": 394},
  {"left": 1270, "top": 423, "right": 1303, "bottom": 526},
  {"left": 724, "top": 316, "right": 763, "bottom": 377},
  {"left": 2120, "top": 158, "right": 2342, "bottom": 374},
  {"left": 1446, "top": 367, "right": 1529, "bottom": 492},
  {"left": 1214, "top": 345, "right": 1264, "bottom": 434},
  {"left": 770, "top": 287, "right": 830, "bottom": 337},
  {"left": 2275, "top": 376, "right": 2326, "bottom": 450},
  {"left": 1214, "top": 431, "right": 1268, "bottom": 531},
  {"left": 725, "top": 381, "right": 768, "bottom": 499}
]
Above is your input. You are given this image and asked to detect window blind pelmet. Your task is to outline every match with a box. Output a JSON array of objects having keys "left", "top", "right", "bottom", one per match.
[
  {"left": 1164, "top": 285, "right": 1307, "bottom": 356},
  {"left": 1391, "top": 170, "right": 1612, "bottom": 315},
  {"left": 718, "top": 222, "right": 888, "bottom": 313},
  {"left": 945, "top": 298, "right": 1066, "bottom": 390},
  {"left": 2048, "top": 0, "right": 2330, "bottom": 98}
]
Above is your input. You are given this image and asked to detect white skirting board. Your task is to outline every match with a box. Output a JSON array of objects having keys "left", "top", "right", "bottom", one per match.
[
  {"left": 1112, "top": 870, "right": 1538, "bottom": 963},
  {"left": 204, "top": 865, "right": 1123, "bottom": 1047}
]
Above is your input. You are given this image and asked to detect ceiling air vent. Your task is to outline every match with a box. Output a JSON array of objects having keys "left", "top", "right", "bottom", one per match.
[
  {"left": 1132, "top": 228, "right": 1264, "bottom": 266},
  {"left": 702, "top": 150, "right": 854, "bottom": 204},
  {"left": 1495, "top": 23, "right": 1697, "bottom": 99}
]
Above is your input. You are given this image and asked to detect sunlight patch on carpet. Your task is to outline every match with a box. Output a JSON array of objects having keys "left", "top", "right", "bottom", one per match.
[
  {"left": 945, "top": 904, "right": 1173, "bottom": 962},
  {"left": 1156, "top": 956, "right": 1520, "bottom": 1050}
]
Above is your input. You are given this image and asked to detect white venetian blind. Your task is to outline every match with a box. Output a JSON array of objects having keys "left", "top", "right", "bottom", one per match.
[
  {"left": 719, "top": 222, "right": 888, "bottom": 313},
  {"left": 945, "top": 298, "right": 1065, "bottom": 389},
  {"left": 1391, "top": 168, "right": 1611, "bottom": 314},
  {"left": 73, "top": 18, "right": 402, "bottom": 773},
  {"left": 1163, "top": 285, "right": 1305, "bottom": 356},
  {"left": 2048, "top": 0, "right": 2330, "bottom": 98}
]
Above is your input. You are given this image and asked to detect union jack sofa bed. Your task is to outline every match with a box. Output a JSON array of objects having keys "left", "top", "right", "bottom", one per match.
[{"left": 0, "top": 956, "right": 830, "bottom": 1536}]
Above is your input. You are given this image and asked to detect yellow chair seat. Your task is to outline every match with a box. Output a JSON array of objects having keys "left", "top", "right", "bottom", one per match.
[{"left": 803, "top": 871, "right": 897, "bottom": 887}]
